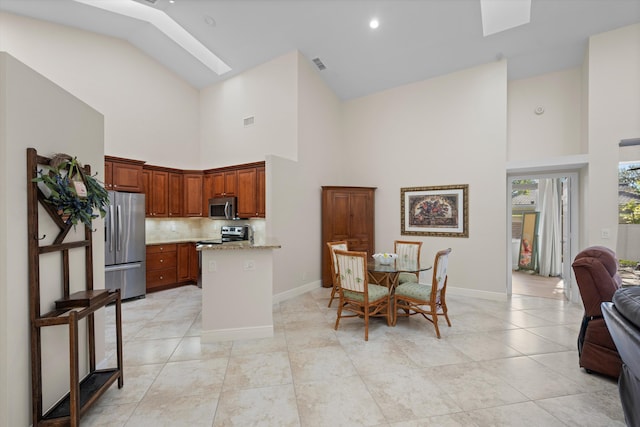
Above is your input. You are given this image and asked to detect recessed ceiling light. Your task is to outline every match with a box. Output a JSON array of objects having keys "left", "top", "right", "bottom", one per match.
[
  {"left": 369, "top": 18, "right": 379, "bottom": 29},
  {"left": 168, "top": 0, "right": 175, "bottom": 3},
  {"left": 72, "top": 0, "right": 230, "bottom": 75}
]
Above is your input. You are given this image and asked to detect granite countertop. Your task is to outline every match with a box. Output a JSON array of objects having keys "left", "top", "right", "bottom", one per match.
[
  {"left": 146, "top": 237, "right": 215, "bottom": 245},
  {"left": 197, "top": 240, "right": 281, "bottom": 251}
]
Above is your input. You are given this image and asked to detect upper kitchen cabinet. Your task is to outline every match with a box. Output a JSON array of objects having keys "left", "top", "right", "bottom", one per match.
[
  {"left": 143, "top": 165, "right": 170, "bottom": 217},
  {"left": 168, "top": 172, "right": 183, "bottom": 217},
  {"left": 321, "top": 186, "right": 376, "bottom": 287},
  {"left": 183, "top": 172, "right": 203, "bottom": 217},
  {"left": 202, "top": 168, "right": 237, "bottom": 217},
  {"left": 212, "top": 170, "right": 237, "bottom": 197},
  {"left": 104, "top": 156, "right": 145, "bottom": 192},
  {"left": 236, "top": 163, "right": 266, "bottom": 218}
]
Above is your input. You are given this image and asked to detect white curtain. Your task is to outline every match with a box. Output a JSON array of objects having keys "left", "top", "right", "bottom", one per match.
[{"left": 538, "top": 178, "right": 562, "bottom": 276}]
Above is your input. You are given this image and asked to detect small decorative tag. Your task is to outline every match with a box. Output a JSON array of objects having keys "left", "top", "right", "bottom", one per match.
[{"left": 73, "top": 180, "right": 88, "bottom": 198}]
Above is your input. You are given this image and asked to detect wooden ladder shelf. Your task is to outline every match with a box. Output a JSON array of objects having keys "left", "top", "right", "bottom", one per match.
[{"left": 27, "top": 148, "right": 123, "bottom": 426}]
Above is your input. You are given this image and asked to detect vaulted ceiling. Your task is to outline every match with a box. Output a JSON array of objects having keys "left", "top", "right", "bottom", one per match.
[{"left": 1, "top": 0, "right": 639, "bottom": 100}]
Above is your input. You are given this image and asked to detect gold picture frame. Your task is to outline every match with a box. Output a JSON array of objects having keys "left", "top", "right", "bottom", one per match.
[{"left": 401, "top": 185, "right": 469, "bottom": 237}]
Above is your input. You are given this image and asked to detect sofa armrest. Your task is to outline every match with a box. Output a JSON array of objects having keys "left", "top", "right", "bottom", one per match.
[{"left": 602, "top": 301, "right": 640, "bottom": 376}]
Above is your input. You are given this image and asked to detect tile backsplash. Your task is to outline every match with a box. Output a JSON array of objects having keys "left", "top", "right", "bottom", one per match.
[{"left": 145, "top": 217, "right": 265, "bottom": 244}]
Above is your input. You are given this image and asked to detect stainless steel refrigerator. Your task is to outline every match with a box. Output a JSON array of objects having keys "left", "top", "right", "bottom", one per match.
[{"left": 105, "top": 191, "right": 146, "bottom": 299}]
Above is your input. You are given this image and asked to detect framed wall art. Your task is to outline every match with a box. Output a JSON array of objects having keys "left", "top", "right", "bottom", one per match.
[{"left": 401, "top": 184, "right": 469, "bottom": 237}]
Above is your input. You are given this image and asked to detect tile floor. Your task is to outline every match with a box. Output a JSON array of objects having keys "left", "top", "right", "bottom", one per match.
[{"left": 83, "top": 285, "right": 626, "bottom": 426}]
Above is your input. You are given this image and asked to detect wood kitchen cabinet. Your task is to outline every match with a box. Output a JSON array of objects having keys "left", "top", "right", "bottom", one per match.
[
  {"left": 202, "top": 168, "right": 237, "bottom": 216},
  {"left": 213, "top": 170, "right": 237, "bottom": 197},
  {"left": 143, "top": 165, "right": 181, "bottom": 217},
  {"left": 321, "top": 186, "right": 376, "bottom": 287},
  {"left": 146, "top": 244, "right": 177, "bottom": 291},
  {"left": 236, "top": 163, "right": 266, "bottom": 218},
  {"left": 183, "top": 172, "right": 203, "bottom": 217},
  {"left": 168, "top": 172, "right": 183, "bottom": 217},
  {"left": 147, "top": 243, "right": 197, "bottom": 292},
  {"left": 104, "top": 156, "right": 145, "bottom": 192},
  {"left": 177, "top": 242, "right": 199, "bottom": 283}
]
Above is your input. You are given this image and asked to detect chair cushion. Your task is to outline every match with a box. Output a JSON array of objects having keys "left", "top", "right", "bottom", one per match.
[
  {"left": 396, "top": 282, "right": 432, "bottom": 301},
  {"left": 344, "top": 284, "right": 389, "bottom": 302},
  {"left": 398, "top": 272, "right": 418, "bottom": 285}
]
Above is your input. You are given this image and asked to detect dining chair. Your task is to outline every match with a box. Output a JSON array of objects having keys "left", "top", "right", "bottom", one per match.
[
  {"left": 326, "top": 240, "right": 349, "bottom": 307},
  {"left": 394, "top": 240, "right": 423, "bottom": 285},
  {"left": 393, "top": 248, "right": 452, "bottom": 338},
  {"left": 333, "top": 249, "right": 391, "bottom": 341}
]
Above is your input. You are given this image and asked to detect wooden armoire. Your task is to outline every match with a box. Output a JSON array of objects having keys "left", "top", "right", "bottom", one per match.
[{"left": 321, "top": 186, "right": 376, "bottom": 287}]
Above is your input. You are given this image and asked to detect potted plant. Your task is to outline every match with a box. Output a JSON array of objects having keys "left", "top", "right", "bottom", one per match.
[{"left": 33, "top": 153, "right": 109, "bottom": 229}]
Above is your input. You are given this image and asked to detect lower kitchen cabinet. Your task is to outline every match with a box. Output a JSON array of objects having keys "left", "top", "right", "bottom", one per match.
[{"left": 147, "top": 243, "right": 198, "bottom": 292}]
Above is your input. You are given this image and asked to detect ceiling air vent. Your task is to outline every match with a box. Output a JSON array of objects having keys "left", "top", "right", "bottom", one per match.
[
  {"left": 132, "top": 0, "right": 158, "bottom": 5},
  {"left": 244, "top": 116, "right": 255, "bottom": 127},
  {"left": 312, "top": 57, "right": 327, "bottom": 71}
]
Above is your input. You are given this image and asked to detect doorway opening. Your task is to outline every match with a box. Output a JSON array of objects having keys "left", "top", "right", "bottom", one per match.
[{"left": 508, "top": 173, "right": 578, "bottom": 301}]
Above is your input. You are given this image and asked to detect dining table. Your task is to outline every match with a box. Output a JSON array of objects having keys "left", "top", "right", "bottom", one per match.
[{"left": 367, "top": 257, "right": 432, "bottom": 290}]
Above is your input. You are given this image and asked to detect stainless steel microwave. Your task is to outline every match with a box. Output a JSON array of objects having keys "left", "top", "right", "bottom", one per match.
[{"left": 208, "top": 197, "right": 237, "bottom": 220}]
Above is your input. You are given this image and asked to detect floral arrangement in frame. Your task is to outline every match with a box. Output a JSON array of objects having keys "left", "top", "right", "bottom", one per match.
[{"left": 400, "top": 184, "right": 469, "bottom": 237}]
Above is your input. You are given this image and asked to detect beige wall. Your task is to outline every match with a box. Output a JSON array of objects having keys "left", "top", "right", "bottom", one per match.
[
  {"left": 508, "top": 67, "right": 583, "bottom": 161},
  {"left": 0, "top": 53, "right": 105, "bottom": 427},
  {"left": 587, "top": 23, "right": 640, "bottom": 247},
  {"left": 270, "top": 53, "right": 344, "bottom": 295},
  {"left": 343, "top": 61, "right": 508, "bottom": 296},
  {"left": 199, "top": 51, "right": 299, "bottom": 168},
  {"left": 0, "top": 12, "right": 200, "bottom": 169}
]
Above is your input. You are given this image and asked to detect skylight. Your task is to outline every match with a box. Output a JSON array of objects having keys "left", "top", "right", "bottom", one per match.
[
  {"left": 480, "top": 0, "right": 531, "bottom": 37},
  {"left": 72, "top": 0, "right": 231, "bottom": 75}
]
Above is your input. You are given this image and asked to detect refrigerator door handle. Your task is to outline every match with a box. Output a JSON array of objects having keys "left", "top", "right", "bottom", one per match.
[
  {"left": 117, "top": 204, "right": 122, "bottom": 252},
  {"left": 109, "top": 204, "right": 115, "bottom": 253},
  {"left": 105, "top": 263, "right": 142, "bottom": 272}
]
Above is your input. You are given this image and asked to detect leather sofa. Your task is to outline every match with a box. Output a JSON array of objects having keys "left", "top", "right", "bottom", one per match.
[
  {"left": 572, "top": 246, "right": 622, "bottom": 378},
  {"left": 602, "top": 286, "right": 640, "bottom": 427}
]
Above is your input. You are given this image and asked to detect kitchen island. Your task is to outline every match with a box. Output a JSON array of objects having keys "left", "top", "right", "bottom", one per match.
[{"left": 197, "top": 240, "right": 281, "bottom": 342}]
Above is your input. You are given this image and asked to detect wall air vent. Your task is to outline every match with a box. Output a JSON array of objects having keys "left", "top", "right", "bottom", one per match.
[
  {"left": 244, "top": 116, "right": 255, "bottom": 127},
  {"left": 312, "top": 57, "right": 327, "bottom": 71}
]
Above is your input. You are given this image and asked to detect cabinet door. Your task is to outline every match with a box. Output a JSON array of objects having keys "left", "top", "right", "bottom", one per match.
[
  {"left": 183, "top": 174, "right": 203, "bottom": 217},
  {"left": 189, "top": 244, "right": 199, "bottom": 282},
  {"left": 212, "top": 170, "right": 238, "bottom": 197},
  {"left": 104, "top": 161, "right": 114, "bottom": 190},
  {"left": 112, "top": 162, "right": 143, "bottom": 192},
  {"left": 142, "top": 169, "right": 152, "bottom": 216},
  {"left": 348, "top": 191, "right": 373, "bottom": 253},
  {"left": 168, "top": 172, "right": 183, "bottom": 217},
  {"left": 236, "top": 167, "right": 257, "bottom": 218},
  {"left": 321, "top": 187, "right": 376, "bottom": 287},
  {"left": 151, "top": 171, "right": 168, "bottom": 217},
  {"left": 257, "top": 166, "right": 266, "bottom": 217},
  {"left": 202, "top": 174, "right": 214, "bottom": 217},
  {"left": 224, "top": 170, "right": 237, "bottom": 196},
  {"left": 177, "top": 243, "right": 190, "bottom": 282},
  {"left": 211, "top": 172, "right": 225, "bottom": 197}
]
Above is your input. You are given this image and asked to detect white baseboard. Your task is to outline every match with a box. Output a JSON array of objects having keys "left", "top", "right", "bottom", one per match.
[
  {"left": 201, "top": 325, "right": 274, "bottom": 343},
  {"left": 273, "top": 280, "right": 322, "bottom": 304},
  {"left": 447, "top": 285, "right": 506, "bottom": 301}
]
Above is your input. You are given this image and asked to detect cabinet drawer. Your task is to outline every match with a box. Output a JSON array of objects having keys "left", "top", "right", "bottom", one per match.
[
  {"left": 147, "top": 244, "right": 177, "bottom": 254},
  {"left": 146, "top": 269, "right": 177, "bottom": 287},
  {"left": 147, "top": 252, "right": 177, "bottom": 270}
]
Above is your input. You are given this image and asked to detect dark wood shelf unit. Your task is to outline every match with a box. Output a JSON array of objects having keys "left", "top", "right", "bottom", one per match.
[{"left": 27, "top": 148, "right": 123, "bottom": 427}]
